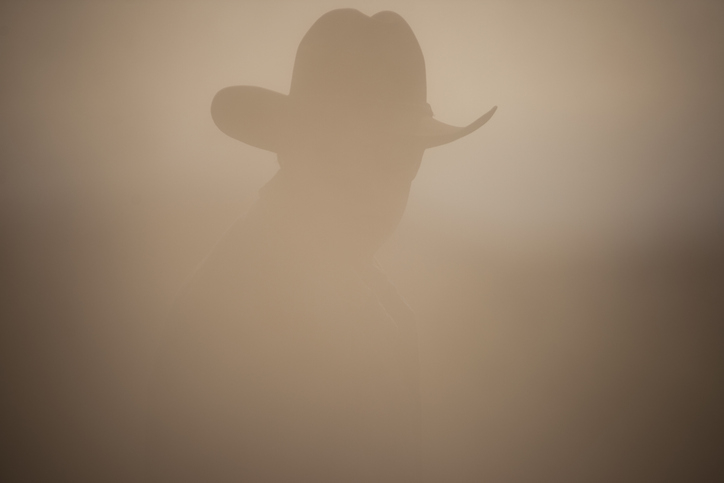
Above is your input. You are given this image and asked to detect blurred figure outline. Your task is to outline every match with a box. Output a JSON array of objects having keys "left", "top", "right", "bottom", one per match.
[{"left": 146, "top": 8, "right": 496, "bottom": 483}]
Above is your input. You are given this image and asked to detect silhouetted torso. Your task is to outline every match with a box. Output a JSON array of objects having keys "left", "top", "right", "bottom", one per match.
[{"left": 145, "top": 163, "right": 421, "bottom": 482}]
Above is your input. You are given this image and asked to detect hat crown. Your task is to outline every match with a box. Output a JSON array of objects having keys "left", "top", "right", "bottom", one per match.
[{"left": 289, "top": 9, "right": 428, "bottom": 114}]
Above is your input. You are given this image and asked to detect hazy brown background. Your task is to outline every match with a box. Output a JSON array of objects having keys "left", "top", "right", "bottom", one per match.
[{"left": 1, "top": 1, "right": 723, "bottom": 482}]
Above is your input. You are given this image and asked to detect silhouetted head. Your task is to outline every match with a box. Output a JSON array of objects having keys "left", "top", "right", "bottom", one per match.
[{"left": 211, "top": 9, "right": 496, "bottom": 258}]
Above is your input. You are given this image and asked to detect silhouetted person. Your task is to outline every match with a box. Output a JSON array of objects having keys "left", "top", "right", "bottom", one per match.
[{"left": 145, "top": 9, "right": 495, "bottom": 483}]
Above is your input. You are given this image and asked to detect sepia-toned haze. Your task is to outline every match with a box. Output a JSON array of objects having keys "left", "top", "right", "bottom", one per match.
[{"left": 1, "top": 1, "right": 723, "bottom": 482}]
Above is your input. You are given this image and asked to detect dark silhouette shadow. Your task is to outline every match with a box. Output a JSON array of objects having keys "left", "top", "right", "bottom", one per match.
[{"left": 144, "top": 9, "right": 495, "bottom": 483}]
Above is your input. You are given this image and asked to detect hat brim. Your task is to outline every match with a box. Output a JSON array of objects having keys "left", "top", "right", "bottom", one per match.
[
  {"left": 416, "top": 105, "right": 497, "bottom": 149},
  {"left": 211, "top": 86, "right": 496, "bottom": 153}
]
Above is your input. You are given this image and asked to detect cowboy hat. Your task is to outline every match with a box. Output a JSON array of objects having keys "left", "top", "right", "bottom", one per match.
[{"left": 211, "top": 8, "right": 496, "bottom": 152}]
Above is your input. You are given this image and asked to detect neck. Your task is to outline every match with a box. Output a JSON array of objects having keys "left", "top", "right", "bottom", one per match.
[{"left": 251, "top": 169, "right": 383, "bottom": 265}]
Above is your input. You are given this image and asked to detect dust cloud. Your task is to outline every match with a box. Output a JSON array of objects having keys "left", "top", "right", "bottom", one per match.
[{"left": 1, "top": 1, "right": 723, "bottom": 482}]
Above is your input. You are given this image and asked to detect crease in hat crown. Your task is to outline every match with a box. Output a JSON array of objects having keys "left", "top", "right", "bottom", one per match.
[{"left": 211, "top": 8, "right": 497, "bottom": 153}]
